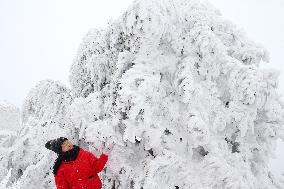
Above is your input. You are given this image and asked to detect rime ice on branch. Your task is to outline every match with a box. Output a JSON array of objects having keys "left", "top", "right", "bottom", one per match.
[
  {"left": 68, "top": 0, "right": 284, "bottom": 188},
  {"left": 2, "top": 0, "right": 284, "bottom": 188}
]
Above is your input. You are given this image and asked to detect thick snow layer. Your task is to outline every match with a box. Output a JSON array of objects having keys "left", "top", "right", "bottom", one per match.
[
  {"left": 0, "top": 102, "right": 20, "bottom": 132},
  {"left": 1, "top": 0, "right": 284, "bottom": 188}
]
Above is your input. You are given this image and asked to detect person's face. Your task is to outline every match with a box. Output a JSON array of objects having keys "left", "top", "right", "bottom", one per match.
[{"left": 61, "top": 140, "right": 74, "bottom": 152}]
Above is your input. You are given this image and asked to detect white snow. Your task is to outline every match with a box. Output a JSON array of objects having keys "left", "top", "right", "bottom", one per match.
[{"left": 0, "top": 0, "right": 283, "bottom": 188}]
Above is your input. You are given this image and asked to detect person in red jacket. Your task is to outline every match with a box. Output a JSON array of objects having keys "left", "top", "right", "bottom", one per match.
[{"left": 45, "top": 137, "right": 112, "bottom": 189}]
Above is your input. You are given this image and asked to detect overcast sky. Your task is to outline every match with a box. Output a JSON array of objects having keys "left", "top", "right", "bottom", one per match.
[{"left": 0, "top": 0, "right": 283, "bottom": 176}]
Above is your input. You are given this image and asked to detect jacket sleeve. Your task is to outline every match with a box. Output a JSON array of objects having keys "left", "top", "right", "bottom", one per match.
[
  {"left": 87, "top": 152, "right": 108, "bottom": 173},
  {"left": 55, "top": 171, "right": 69, "bottom": 189}
]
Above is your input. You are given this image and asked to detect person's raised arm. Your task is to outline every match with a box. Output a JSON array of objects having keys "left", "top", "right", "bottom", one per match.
[
  {"left": 96, "top": 153, "right": 108, "bottom": 173},
  {"left": 87, "top": 142, "right": 114, "bottom": 173},
  {"left": 87, "top": 151, "right": 108, "bottom": 173}
]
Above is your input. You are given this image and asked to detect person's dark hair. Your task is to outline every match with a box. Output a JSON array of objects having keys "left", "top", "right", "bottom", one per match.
[{"left": 45, "top": 137, "right": 68, "bottom": 154}]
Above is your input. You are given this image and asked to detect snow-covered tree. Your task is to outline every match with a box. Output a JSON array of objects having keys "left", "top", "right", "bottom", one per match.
[
  {"left": 21, "top": 80, "right": 73, "bottom": 127},
  {"left": 0, "top": 102, "right": 20, "bottom": 183},
  {"left": 69, "top": 0, "right": 284, "bottom": 188},
  {"left": 1, "top": 80, "right": 74, "bottom": 188},
  {"left": 1, "top": 0, "right": 283, "bottom": 188},
  {"left": 0, "top": 102, "right": 21, "bottom": 132}
]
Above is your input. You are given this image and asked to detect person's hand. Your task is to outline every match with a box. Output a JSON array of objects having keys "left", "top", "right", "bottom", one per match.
[
  {"left": 104, "top": 142, "right": 114, "bottom": 155},
  {"left": 88, "top": 141, "right": 101, "bottom": 155}
]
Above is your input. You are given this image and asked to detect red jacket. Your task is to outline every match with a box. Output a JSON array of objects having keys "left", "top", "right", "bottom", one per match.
[{"left": 55, "top": 148, "right": 108, "bottom": 189}]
